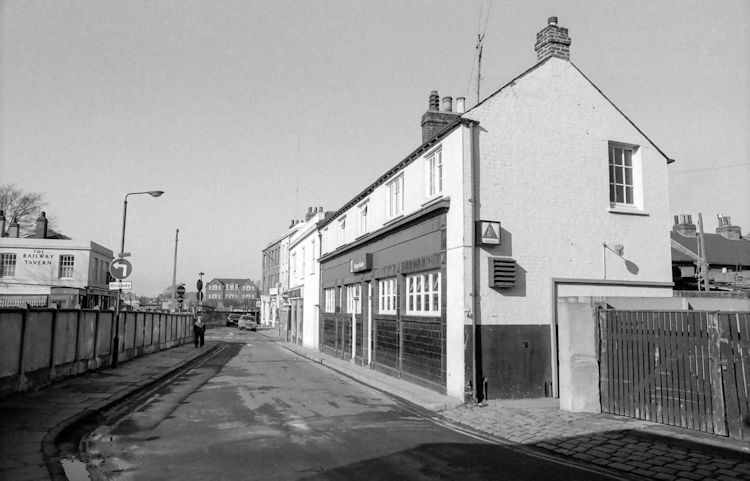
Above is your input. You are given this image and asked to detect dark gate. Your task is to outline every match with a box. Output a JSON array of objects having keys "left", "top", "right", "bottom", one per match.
[{"left": 599, "top": 309, "right": 750, "bottom": 440}]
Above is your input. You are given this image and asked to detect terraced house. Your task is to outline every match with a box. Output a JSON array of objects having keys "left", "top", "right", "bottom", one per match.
[
  {"left": 204, "top": 277, "right": 258, "bottom": 309},
  {"left": 315, "top": 17, "right": 673, "bottom": 403}
]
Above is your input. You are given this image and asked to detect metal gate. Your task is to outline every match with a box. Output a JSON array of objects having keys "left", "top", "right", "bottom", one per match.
[{"left": 599, "top": 309, "right": 750, "bottom": 440}]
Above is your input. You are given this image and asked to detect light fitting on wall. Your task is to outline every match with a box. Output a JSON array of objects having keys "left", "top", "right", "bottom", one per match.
[{"left": 602, "top": 242, "right": 626, "bottom": 279}]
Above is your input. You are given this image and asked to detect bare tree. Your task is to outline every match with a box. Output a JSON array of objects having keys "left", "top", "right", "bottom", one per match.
[{"left": 0, "top": 184, "right": 48, "bottom": 236}]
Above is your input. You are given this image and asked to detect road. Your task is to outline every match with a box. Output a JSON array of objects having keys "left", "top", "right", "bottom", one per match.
[{"left": 82, "top": 327, "right": 615, "bottom": 481}]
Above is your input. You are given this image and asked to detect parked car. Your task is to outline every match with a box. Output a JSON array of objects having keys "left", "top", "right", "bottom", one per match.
[
  {"left": 238, "top": 314, "right": 257, "bottom": 331},
  {"left": 226, "top": 313, "right": 241, "bottom": 327}
]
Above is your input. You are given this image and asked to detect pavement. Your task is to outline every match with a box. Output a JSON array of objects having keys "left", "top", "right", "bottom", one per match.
[
  {"left": 1, "top": 326, "right": 748, "bottom": 481},
  {"left": 0, "top": 341, "right": 222, "bottom": 481}
]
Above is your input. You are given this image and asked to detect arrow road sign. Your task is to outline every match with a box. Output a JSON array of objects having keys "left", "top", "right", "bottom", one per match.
[{"left": 109, "top": 258, "right": 133, "bottom": 280}]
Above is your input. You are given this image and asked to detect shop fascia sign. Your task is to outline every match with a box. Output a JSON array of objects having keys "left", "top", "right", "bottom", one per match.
[{"left": 350, "top": 253, "right": 372, "bottom": 273}]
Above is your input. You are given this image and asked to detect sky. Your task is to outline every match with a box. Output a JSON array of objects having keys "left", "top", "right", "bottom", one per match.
[{"left": 1, "top": 0, "right": 748, "bottom": 296}]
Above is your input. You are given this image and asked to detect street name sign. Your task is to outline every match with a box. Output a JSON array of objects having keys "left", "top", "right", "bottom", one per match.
[
  {"left": 109, "top": 258, "right": 133, "bottom": 280},
  {"left": 109, "top": 281, "right": 132, "bottom": 290}
]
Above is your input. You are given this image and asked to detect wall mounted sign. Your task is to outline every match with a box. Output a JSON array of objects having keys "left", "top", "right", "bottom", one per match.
[
  {"left": 350, "top": 253, "right": 373, "bottom": 273},
  {"left": 477, "top": 220, "right": 501, "bottom": 245}
]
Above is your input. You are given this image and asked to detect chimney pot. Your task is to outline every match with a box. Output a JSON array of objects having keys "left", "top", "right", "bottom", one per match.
[
  {"left": 456, "top": 97, "right": 466, "bottom": 114},
  {"left": 548, "top": 16, "right": 558, "bottom": 26},
  {"left": 673, "top": 214, "right": 697, "bottom": 237},
  {"left": 442, "top": 96, "right": 453, "bottom": 112},
  {"left": 428, "top": 90, "right": 440, "bottom": 111}
]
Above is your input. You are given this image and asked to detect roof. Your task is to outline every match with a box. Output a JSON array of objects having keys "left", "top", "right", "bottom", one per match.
[
  {"left": 671, "top": 231, "right": 750, "bottom": 266},
  {"left": 207, "top": 278, "right": 254, "bottom": 286},
  {"left": 463, "top": 56, "right": 674, "bottom": 164}
]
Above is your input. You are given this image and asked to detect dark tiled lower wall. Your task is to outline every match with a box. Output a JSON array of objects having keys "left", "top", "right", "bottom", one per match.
[
  {"left": 401, "top": 319, "right": 445, "bottom": 386},
  {"left": 374, "top": 317, "right": 399, "bottom": 370}
]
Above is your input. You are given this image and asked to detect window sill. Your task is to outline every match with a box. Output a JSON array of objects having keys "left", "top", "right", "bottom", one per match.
[
  {"left": 383, "top": 215, "right": 404, "bottom": 227},
  {"left": 608, "top": 206, "right": 649, "bottom": 216},
  {"left": 421, "top": 195, "right": 444, "bottom": 208}
]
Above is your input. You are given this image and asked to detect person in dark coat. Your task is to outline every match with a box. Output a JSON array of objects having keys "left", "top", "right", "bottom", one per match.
[{"left": 193, "top": 315, "right": 205, "bottom": 347}]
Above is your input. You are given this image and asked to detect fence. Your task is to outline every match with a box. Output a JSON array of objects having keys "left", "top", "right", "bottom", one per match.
[
  {"left": 0, "top": 308, "right": 193, "bottom": 398},
  {"left": 599, "top": 309, "right": 750, "bottom": 440}
]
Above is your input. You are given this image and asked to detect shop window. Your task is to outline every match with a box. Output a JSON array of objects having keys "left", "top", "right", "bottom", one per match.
[
  {"left": 378, "top": 277, "right": 397, "bottom": 314},
  {"left": 324, "top": 288, "right": 335, "bottom": 312},
  {"left": 406, "top": 271, "right": 441, "bottom": 316},
  {"left": 346, "top": 284, "right": 361, "bottom": 314}
]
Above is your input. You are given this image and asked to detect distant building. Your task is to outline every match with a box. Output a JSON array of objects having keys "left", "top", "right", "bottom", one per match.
[
  {"left": 261, "top": 235, "right": 283, "bottom": 326},
  {"left": 0, "top": 211, "right": 115, "bottom": 308},
  {"left": 204, "top": 278, "right": 259, "bottom": 310},
  {"left": 671, "top": 214, "right": 750, "bottom": 291}
]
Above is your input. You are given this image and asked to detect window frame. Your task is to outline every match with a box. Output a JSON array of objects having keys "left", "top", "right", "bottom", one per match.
[
  {"left": 324, "top": 288, "right": 336, "bottom": 313},
  {"left": 337, "top": 217, "right": 346, "bottom": 246},
  {"left": 426, "top": 148, "right": 443, "bottom": 197},
  {"left": 608, "top": 141, "right": 641, "bottom": 208},
  {"left": 346, "top": 284, "right": 362, "bottom": 314},
  {"left": 358, "top": 200, "right": 369, "bottom": 236},
  {"left": 0, "top": 253, "right": 17, "bottom": 277},
  {"left": 405, "top": 271, "right": 441, "bottom": 317},
  {"left": 378, "top": 277, "right": 397, "bottom": 315},
  {"left": 58, "top": 254, "right": 75, "bottom": 279},
  {"left": 387, "top": 174, "right": 404, "bottom": 219}
]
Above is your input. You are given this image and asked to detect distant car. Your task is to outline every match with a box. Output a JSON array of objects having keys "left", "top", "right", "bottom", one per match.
[
  {"left": 226, "top": 313, "right": 241, "bottom": 327},
  {"left": 238, "top": 314, "right": 257, "bottom": 331}
]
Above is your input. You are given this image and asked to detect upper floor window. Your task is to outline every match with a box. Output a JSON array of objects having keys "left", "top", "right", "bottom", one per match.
[
  {"left": 387, "top": 174, "right": 404, "bottom": 218},
  {"left": 0, "top": 253, "right": 17, "bottom": 277},
  {"left": 608, "top": 142, "right": 639, "bottom": 206},
  {"left": 291, "top": 252, "right": 297, "bottom": 276},
  {"left": 338, "top": 217, "right": 346, "bottom": 245},
  {"left": 301, "top": 246, "right": 306, "bottom": 276},
  {"left": 358, "top": 201, "right": 369, "bottom": 236},
  {"left": 310, "top": 239, "right": 317, "bottom": 273},
  {"left": 378, "top": 277, "right": 397, "bottom": 314},
  {"left": 427, "top": 149, "right": 443, "bottom": 197},
  {"left": 321, "top": 227, "right": 329, "bottom": 253},
  {"left": 406, "top": 271, "right": 441, "bottom": 316},
  {"left": 59, "top": 255, "right": 74, "bottom": 279}
]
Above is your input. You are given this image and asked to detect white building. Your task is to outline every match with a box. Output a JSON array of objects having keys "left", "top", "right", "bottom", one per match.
[{"left": 315, "top": 17, "right": 673, "bottom": 404}]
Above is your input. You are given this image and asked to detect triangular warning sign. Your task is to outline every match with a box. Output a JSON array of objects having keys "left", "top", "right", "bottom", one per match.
[{"left": 483, "top": 223, "right": 498, "bottom": 240}]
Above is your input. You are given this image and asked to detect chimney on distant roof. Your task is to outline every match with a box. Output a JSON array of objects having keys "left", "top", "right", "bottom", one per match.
[
  {"left": 305, "top": 206, "right": 316, "bottom": 222},
  {"left": 0, "top": 210, "right": 5, "bottom": 237},
  {"left": 673, "top": 214, "right": 697, "bottom": 237},
  {"left": 534, "top": 16, "right": 571, "bottom": 62},
  {"left": 8, "top": 217, "right": 20, "bottom": 238},
  {"left": 421, "top": 90, "right": 461, "bottom": 143},
  {"left": 716, "top": 214, "right": 742, "bottom": 240},
  {"left": 35, "top": 211, "right": 49, "bottom": 239}
]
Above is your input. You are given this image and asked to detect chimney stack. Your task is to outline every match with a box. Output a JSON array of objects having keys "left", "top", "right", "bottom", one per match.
[
  {"left": 421, "top": 90, "right": 461, "bottom": 143},
  {"left": 35, "top": 211, "right": 48, "bottom": 239},
  {"left": 534, "top": 16, "right": 571, "bottom": 62},
  {"left": 673, "top": 214, "right": 697, "bottom": 237},
  {"left": 305, "top": 206, "right": 316, "bottom": 222},
  {"left": 716, "top": 214, "right": 742, "bottom": 240},
  {"left": 0, "top": 210, "right": 5, "bottom": 237},
  {"left": 8, "top": 217, "right": 20, "bottom": 238}
]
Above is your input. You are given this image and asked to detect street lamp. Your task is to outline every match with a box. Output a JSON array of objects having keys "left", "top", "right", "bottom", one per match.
[{"left": 112, "top": 190, "right": 164, "bottom": 368}]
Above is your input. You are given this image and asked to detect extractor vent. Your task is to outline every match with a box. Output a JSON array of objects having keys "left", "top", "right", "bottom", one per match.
[{"left": 489, "top": 257, "right": 516, "bottom": 288}]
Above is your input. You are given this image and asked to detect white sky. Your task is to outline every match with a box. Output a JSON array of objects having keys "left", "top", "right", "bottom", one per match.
[{"left": 1, "top": 0, "right": 748, "bottom": 296}]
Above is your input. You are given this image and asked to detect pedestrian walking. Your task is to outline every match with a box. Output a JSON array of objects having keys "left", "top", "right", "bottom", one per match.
[{"left": 193, "top": 314, "right": 205, "bottom": 347}]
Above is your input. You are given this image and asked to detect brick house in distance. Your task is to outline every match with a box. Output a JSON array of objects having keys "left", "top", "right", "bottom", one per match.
[
  {"left": 204, "top": 278, "right": 259, "bottom": 310},
  {"left": 316, "top": 17, "right": 674, "bottom": 405}
]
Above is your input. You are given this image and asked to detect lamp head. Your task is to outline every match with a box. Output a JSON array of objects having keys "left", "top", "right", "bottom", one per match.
[{"left": 148, "top": 191, "right": 165, "bottom": 197}]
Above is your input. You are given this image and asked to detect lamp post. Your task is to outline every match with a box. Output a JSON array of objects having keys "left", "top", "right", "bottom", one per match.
[{"left": 112, "top": 190, "right": 164, "bottom": 368}]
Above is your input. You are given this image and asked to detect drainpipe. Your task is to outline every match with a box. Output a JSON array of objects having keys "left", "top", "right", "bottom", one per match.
[{"left": 468, "top": 120, "right": 481, "bottom": 403}]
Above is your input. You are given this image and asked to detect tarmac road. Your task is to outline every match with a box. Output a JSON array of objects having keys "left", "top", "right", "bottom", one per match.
[{"left": 81, "top": 328, "right": 622, "bottom": 481}]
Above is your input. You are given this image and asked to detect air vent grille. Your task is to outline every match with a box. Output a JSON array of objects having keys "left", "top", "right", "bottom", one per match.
[{"left": 489, "top": 257, "right": 516, "bottom": 288}]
